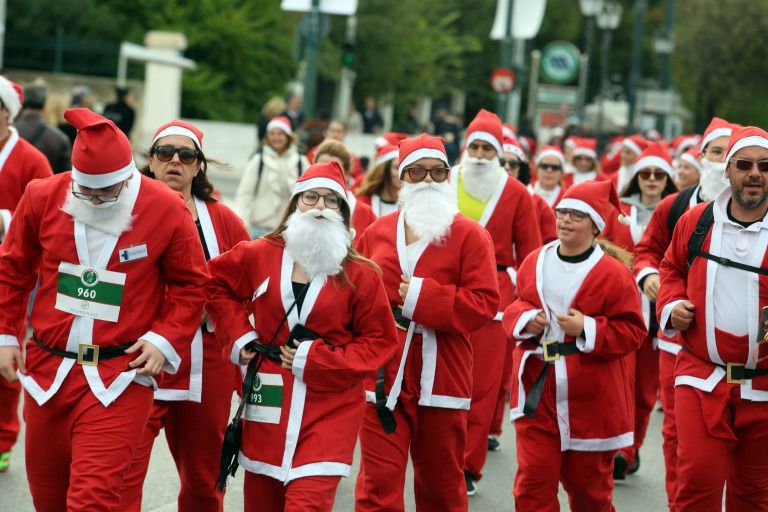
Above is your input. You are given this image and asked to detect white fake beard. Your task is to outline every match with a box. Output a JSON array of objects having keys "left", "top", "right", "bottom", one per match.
[
  {"left": 461, "top": 156, "right": 501, "bottom": 202},
  {"left": 61, "top": 183, "right": 134, "bottom": 236},
  {"left": 617, "top": 165, "right": 633, "bottom": 192},
  {"left": 398, "top": 181, "right": 458, "bottom": 245},
  {"left": 283, "top": 208, "right": 351, "bottom": 280},
  {"left": 699, "top": 159, "right": 729, "bottom": 201}
]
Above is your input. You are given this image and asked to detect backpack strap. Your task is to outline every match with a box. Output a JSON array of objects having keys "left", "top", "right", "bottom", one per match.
[
  {"left": 254, "top": 147, "right": 265, "bottom": 195},
  {"left": 668, "top": 186, "right": 698, "bottom": 234}
]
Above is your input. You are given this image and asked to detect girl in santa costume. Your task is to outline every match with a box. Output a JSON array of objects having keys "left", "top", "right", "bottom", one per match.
[
  {"left": 531, "top": 145, "right": 566, "bottom": 209},
  {"left": 354, "top": 143, "right": 401, "bottom": 218},
  {"left": 117, "top": 121, "right": 250, "bottom": 512},
  {"left": 502, "top": 180, "right": 646, "bottom": 512},
  {"left": 562, "top": 137, "right": 600, "bottom": 190},
  {"left": 206, "top": 160, "right": 398, "bottom": 512}
]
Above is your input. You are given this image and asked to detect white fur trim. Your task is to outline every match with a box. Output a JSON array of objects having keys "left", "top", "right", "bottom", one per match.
[
  {"left": 634, "top": 155, "right": 673, "bottom": 177},
  {"left": 680, "top": 153, "right": 702, "bottom": 173},
  {"left": 292, "top": 338, "right": 315, "bottom": 381},
  {"left": 375, "top": 149, "right": 399, "bottom": 166},
  {"left": 576, "top": 315, "right": 597, "bottom": 353},
  {"left": 555, "top": 197, "right": 605, "bottom": 232},
  {"left": 402, "top": 276, "right": 423, "bottom": 319},
  {"left": 398, "top": 148, "right": 449, "bottom": 175},
  {"left": 573, "top": 147, "right": 597, "bottom": 160},
  {"left": 141, "top": 330, "right": 182, "bottom": 374},
  {"left": 230, "top": 331, "right": 258, "bottom": 365},
  {"left": 292, "top": 177, "right": 347, "bottom": 204},
  {"left": 725, "top": 135, "right": 768, "bottom": 165},
  {"left": 267, "top": 118, "right": 292, "bottom": 135},
  {"left": 0, "top": 334, "right": 19, "bottom": 348},
  {"left": 152, "top": 126, "right": 202, "bottom": 149},
  {"left": 701, "top": 127, "right": 732, "bottom": 150},
  {"left": 71, "top": 159, "right": 137, "bottom": 188},
  {"left": 659, "top": 299, "right": 685, "bottom": 338},
  {"left": 623, "top": 138, "right": 642, "bottom": 155},
  {"left": 466, "top": 131, "right": 502, "bottom": 156},
  {"left": 535, "top": 149, "right": 566, "bottom": 168},
  {"left": 0, "top": 77, "right": 21, "bottom": 121}
]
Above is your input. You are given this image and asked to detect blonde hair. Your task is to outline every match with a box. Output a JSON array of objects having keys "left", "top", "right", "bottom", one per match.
[{"left": 262, "top": 96, "right": 286, "bottom": 118}]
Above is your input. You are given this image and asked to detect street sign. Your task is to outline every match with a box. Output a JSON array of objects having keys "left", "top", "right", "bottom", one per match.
[
  {"left": 281, "top": 0, "right": 357, "bottom": 15},
  {"left": 490, "top": 0, "right": 547, "bottom": 40},
  {"left": 540, "top": 41, "right": 581, "bottom": 85},
  {"left": 491, "top": 68, "right": 516, "bottom": 93},
  {"left": 536, "top": 85, "right": 579, "bottom": 106}
]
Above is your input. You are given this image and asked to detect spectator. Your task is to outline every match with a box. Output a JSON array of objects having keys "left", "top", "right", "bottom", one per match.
[
  {"left": 396, "top": 103, "right": 419, "bottom": 134},
  {"left": 362, "top": 97, "right": 383, "bottom": 134},
  {"left": 346, "top": 101, "right": 363, "bottom": 133},
  {"left": 257, "top": 96, "right": 287, "bottom": 143},
  {"left": 15, "top": 82, "right": 71, "bottom": 173},
  {"left": 281, "top": 93, "right": 305, "bottom": 130},
  {"left": 433, "top": 106, "right": 460, "bottom": 164},
  {"left": 102, "top": 87, "right": 136, "bottom": 138},
  {"left": 58, "top": 85, "right": 94, "bottom": 145}
]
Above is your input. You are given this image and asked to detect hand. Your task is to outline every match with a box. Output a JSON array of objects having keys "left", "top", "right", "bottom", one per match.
[
  {"left": 0, "top": 346, "right": 24, "bottom": 382},
  {"left": 280, "top": 339, "right": 299, "bottom": 370},
  {"left": 239, "top": 346, "right": 257, "bottom": 365},
  {"left": 671, "top": 301, "right": 695, "bottom": 331},
  {"left": 525, "top": 312, "right": 547, "bottom": 336},
  {"left": 399, "top": 275, "right": 410, "bottom": 301},
  {"left": 643, "top": 274, "right": 660, "bottom": 302},
  {"left": 557, "top": 309, "right": 585, "bottom": 337},
  {"left": 126, "top": 339, "right": 167, "bottom": 376}
]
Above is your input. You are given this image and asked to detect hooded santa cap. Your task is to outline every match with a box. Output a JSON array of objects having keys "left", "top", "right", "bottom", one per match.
[
  {"left": 700, "top": 117, "right": 736, "bottom": 151},
  {"left": 503, "top": 137, "right": 527, "bottom": 162},
  {"left": 679, "top": 146, "right": 702, "bottom": 173},
  {"left": 374, "top": 143, "right": 399, "bottom": 166},
  {"left": 397, "top": 134, "right": 449, "bottom": 177},
  {"left": 564, "top": 136, "right": 577, "bottom": 150},
  {"left": 266, "top": 116, "right": 293, "bottom": 135},
  {"left": 724, "top": 125, "right": 768, "bottom": 164},
  {"left": 502, "top": 123, "right": 517, "bottom": 140},
  {"left": 572, "top": 137, "right": 598, "bottom": 160},
  {"left": 65, "top": 108, "right": 136, "bottom": 188},
  {"left": 622, "top": 135, "right": 649, "bottom": 156},
  {"left": 375, "top": 131, "right": 408, "bottom": 150},
  {"left": 557, "top": 180, "right": 629, "bottom": 231},
  {"left": 0, "top": 76, "right": 23, "bottom": 122},
  {"left": 535, "top": 145, "right": 566, "bottom": 169},
  {"left": 291, "top": 160, "right": 348, "bottom": 205},
  {"left": 465, "top": 109, "right": 503, "bottom": 155},
  {"left": 152, "top": 120, "right": 204, "bottom": 150},
  {"left": 633, "top": 141, "right": 674, "bottom": 177},
  {"left": 671, "top": 134, "right": 700, "bottom": 158}
]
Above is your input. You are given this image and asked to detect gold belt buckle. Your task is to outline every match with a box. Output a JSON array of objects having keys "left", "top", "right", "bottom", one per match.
[
  {"left": 542, "top": 339, "right": 560, "bottom": 362},
  {"left": 726, "top": 363, "right": 745, "bottom": 385},
  {"left": 77, "top": 344, "right": 99, "bottom": 366}
]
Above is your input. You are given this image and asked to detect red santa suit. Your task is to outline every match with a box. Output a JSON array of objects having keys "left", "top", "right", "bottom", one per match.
[
  {"left": 356, "top": 192, "right": 399, "bottom": 218},
  {"left": 503, "top": 181, "right": 646, "bottom": 512},
  {"left": 562, "top": 137, "right": 598, "bottom": 191},
  {"left": 657, "top": 126, "right": 768, "bottom": 511},
  {"left": 531, "top": 146, "right": 567, "bottom": 210},
  {"left": 0, "top": 109, "right": 208, "bottom": 512},
  {"left": 347, "top": 192, "right": 377, "bottom": 243}
]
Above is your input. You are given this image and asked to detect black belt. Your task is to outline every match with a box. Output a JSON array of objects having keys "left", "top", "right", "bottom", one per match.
[
  {"left": 392, "top": 306, "right": 411, "bottom": 331},
  {"left": 496, "top": 264, "right": 508, "bottom": 272},
  {"left": 243, "top": 341, "right": 282, "bottom": 363},
  {"left": 32, "top": 335, "right": 133, "bottom": 366},
  {"left": 375, "top": 367, "right": 397, "bottom": 434},
  {"left": 680, "top": 346, "right": 768, "bottom": 384},
  {"left": 523, "top": 341, "right": 580, "bottom": 418}
]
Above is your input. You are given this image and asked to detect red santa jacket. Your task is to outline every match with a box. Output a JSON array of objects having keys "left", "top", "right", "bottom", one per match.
[
  {"left": 561, "top": 171, "right": 598, "bottom": 192},
  {"left": 206, "top": 237, "right": 398, "bottom": 483},
  {"left": 356, "top": 192, "right": 399, "bottom": 219},
  {"left": 348, "top": 193, "right": 376, "bottom": 244},
  {"left": 357, "top": 211, "right": 500, "bottom": 409},
  {"left": 531, "top": 191, "right": 557, "bottom": 243},
  {"left": 155, "top": 197, "right": 249, "bottom": 401},
  {"left": 0, "top": 171, "right": 209, "bottom": 406},
  {"left": 0, "top": 127, "right": 52, "bottom": 230},
  {"left": 503, "top": 242, "right": 646, "bottom": 450}
]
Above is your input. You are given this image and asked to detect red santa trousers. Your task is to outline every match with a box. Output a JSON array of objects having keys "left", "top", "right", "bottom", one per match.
[
  {"left": 490, "top": 337, "right": 515, "bottom": 437},
  {"left": 355, "top": 336, "right": 469, "bottom": 512},
  {"left": 675, "top": 382, "right": 768, "bottom": 512},
  {"left": 514, "top": 370, "right": 617, "bottom": 512},
  {"left": 117, "top": 347, "right": 235, "bottom": 512},
  {"left": 464, "top": 321, "right": 506, "bottom": 479},
  {"left": 616, "top": 334, "right": 660, "bottom": 468},
  {"left": 23, "top": 367, "right": 153, "bottom": 512},
  {"left": 244, "top": 471, "right": 340, "bottom": 512},
  {"left": 658, "top": 350, "right": 678, "bottom": 511},
  {"left": 0, "top": 378, "right": 20, "bottom": 453}
]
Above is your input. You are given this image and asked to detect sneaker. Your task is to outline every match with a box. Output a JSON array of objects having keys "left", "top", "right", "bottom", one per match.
[
  {"left": 487, "top": 434, "right": 501, "bottom": 452},
  {"left": 613, "top": 453, "right": 627, "bottom": 481},
  {"left": 0, "top": 452, "right": 9, "bottom": 473},
  {"left": 464, "top": 470, "right": 477, "bottom": 496},
  {"left": 627, "top": 451, "right": 640, "bottom": 475}
]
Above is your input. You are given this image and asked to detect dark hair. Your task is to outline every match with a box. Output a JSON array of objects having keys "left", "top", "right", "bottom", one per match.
[
  {"left": 620, "top": 171, "right": 678, "bottom": 199},
  {"left": 356, "top": 160, "right": 398, "bottom": 197},
  {"left": 516, "top": 161, "right": 532, "bottom": 185},
  {"left": 141, "top": 140, "right": 218, "bottom": 202}
]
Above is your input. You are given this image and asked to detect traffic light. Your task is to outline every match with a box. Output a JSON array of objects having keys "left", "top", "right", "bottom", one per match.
[{"left": 342, "top": 42, "right": 355, "bottom": 67}]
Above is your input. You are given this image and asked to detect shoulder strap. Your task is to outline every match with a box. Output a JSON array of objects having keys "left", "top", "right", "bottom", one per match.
[
  {"left": 687, "top": 202, "right": 715, "bottom": 268},
  {"left": 254, "top": 146, "right": 265, "bottom": 195},
  {"left": 668, "top": 186, "right": 697, "bottom": 233}
]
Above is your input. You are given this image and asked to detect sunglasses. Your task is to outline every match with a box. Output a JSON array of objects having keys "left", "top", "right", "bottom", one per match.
[
  {"left": 730, "top": 158, "right": 768, "bottom": 173},
  {"left": 153, "top": 145, "right": 201, "bottom": 165},
  {"left": 637, "top": 169, "right": 668, "bottom": 180},
  {"left": 539, "top": 163, "right": 563, "bottom": 172},
  {"left": 300, "top": 190, "right": 341, "bottom": 209},
  {"left": 499, "top": 159, "right": 520, "bottom": 168},
  {"left": 554, "top": 208, "right": 589, "bottom": 222},
  {"left": 402, "top": 166, "right": 450, "bottom": 183}
]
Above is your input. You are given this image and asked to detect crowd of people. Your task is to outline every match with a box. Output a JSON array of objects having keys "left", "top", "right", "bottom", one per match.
[{"left": 0, "top": 70, "right": 766, "bottom": 512}]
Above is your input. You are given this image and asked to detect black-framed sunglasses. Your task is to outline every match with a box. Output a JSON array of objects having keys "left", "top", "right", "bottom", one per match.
[
  {"left": 71, "top": 181, "right": 125, "bottom": 203},
  {"left": 637, "top": 169, "right": 668, "bottom": 181},
  {"left": 499, "top": 158, "right": 520, "bottom": 168},
  {"left": 152, "top": 145, "right": 201, "bottom": 165},
  {"left": 300, "top": 190, "right": 342, "bottom": 209},
  {"left": 730, "top": 158, "right": 768, "bottom": 173},
  {"left": 402, "top": 166, "right": 450, "bottom": 183},
  {"left": 554, "top": 208, "right": 589, "bottom": 222},
  {"left": 538, "top": 163, "right": 563, "bottom": 172}
]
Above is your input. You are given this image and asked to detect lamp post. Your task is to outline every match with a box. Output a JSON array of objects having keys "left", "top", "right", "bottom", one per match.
[
  {"left": 578, "top": 0, "right": 603, "bottom": 112},
  {"left": 627, "top": 0, "right": 647, "bottom": 131},
  {"left": 596, "top": 0, "right": 622, "bottom": 150}
]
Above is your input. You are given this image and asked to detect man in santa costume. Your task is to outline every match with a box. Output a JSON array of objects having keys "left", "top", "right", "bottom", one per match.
[
  {"left": 354, "top": 134, "right": 499, "bottom": 511},
  {"left": 503, "top": 180, "right": 646, "bottom": 511},
  {"left": 658, "top": 125, "right": 768, "bottom": 511},
  {"left": 562, "top": 137, "right": 599, "bottom": 190},
  {"left": 450, "top": 109, "right": 542, "bottom": 494},
  {"left": 0, "top": 109, "right": 208, "bottom": 511},
  {"left": 0, "top": 76, "right": 53, "bottom": 472}
]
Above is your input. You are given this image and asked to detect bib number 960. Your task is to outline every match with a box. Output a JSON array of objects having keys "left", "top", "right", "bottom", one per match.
[{"left": 77, "top": 287, "right": 97, "bottom": 299}]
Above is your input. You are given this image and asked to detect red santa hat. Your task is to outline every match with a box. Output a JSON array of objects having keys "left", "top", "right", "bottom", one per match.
[
  {"left": 465, "top": 109, "right": 503, "bottom": 155},
  {"left": 557, "top": 180, "right": 628, "bottom": 232},
  {"left": 622, "top": 135, "right": 648, "bottom": 156},
  {"left": 633, "top": 142, "right": 674, "bottom": 177},
  {"left": 397, "top": 133, "right": 449, "bottom": 176},
  {"left": 502, "top": 123, "right": 516, "bottom": 140},
  {"left": 375, "top": 131, "right": 408, "bottom": 150},
  {"left": 266, "top": 116, "right": 292, "bottom": 135},
  {"left": 724, "top": 125, "right": 768, "bottom": 164},
  {"left": 679, "top": 146, "right": 702, "bottom": 173},
  {"left": 0, "top": 76, "right": 23, "bottom": 122},
  {"left": 503, "top": 137, "right": 527, "bottom": 162},
  {"left": 152, "top": 120, "right": 204, "bottom": 150},
  {"left": 520, "top": 135, "right": 536, "bottom": 157},
  {"left": 672, "top": 133, "right": 700, "bottom": 158},
  {"left": 65, "top": 108, "right": 136, "bottom": 188},
  {"left": 375, "top": 143, "right": 399, "bottom": 166},
  {"left": 700, "top": 117, "right": 735, "bottom": 150},
  {"left": 572, "top": 137, "right": 598, "bottom": 160},
  {"left": 535, "top": 145, "right": 566, "bottom": 169},
  {"left": 564, "top": 136, "right": 577, "bottom": 149},
  {"left": 291, "top": 160, "right": 348, "bottom": 204}
]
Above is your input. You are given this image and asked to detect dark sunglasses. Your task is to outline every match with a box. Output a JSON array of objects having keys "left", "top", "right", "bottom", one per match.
[
  {"left": 637, "top": 169, "right": 668, "bottom": 181},
  {"left": 539, "top": 163, "right": 562, "bottom": 172},
  {"left": 730, "top": 158, "right": 768, "bottom": 173},
  {"left": 153, "top": 145, "right": 201, "bottom": 165},
  {"left": 554, "top": 208, "right": 588, "bottom": 222},
  {"left": 499, "top": 159, "right": 520, "bottom": 168},
  {"left": 402, "top": 166, "right": 450, "bottom": 183}
]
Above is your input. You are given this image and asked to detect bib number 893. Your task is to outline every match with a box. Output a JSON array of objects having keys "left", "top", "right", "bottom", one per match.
[{"left": 77, "top": 287, "right": 97, "bottom": 299}]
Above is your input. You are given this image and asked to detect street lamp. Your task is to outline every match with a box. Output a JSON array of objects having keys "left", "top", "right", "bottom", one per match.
[
  {"left": 596, "top": 0, "right": 622, "bottom": 150},
  {"left": 578, "top": 0, "right": 604, "bottom": 111}
]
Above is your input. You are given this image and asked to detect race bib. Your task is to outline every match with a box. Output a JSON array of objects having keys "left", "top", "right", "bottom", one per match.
[
  {"left": 55, "top": 262, "right": 126, "bottom": 323},
  {"left": 244, "top": 372, "right": 283, "bottom": 424}
]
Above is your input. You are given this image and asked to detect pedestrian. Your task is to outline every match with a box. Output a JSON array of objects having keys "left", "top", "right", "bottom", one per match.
[
  {"left": 281, "top": 92, "right": 305, "bottom": 131},
  {"left": 355, "top": 143, "right": 401, "bottom": 218},
  {"left": 58, "top": 85, "right": 95, "bottom": 145},
  {"left": 354, "top": 134, "right": 500, "bottom": 511},
  {"left": 0, "top": 108, "right": 208, "bottom": 510},
  {"left": 562, "top": 137, "right": 599, "bottom": 190},
  {"left": 345, "top": 102, "right": 363, "bottom": 134},
  {"left": 117, "top": 120, "right": 249, "bottom": 512},
  {"left": 362, "top": 97, "right": 383, "bottom": 134},
  {"left": 14, "top": 81, "right": 71, "bottom": 173},
  {"left": 102, "top": 87, "right": 136, "bottom": 138},
  {"left": 531, "top": 145, "right": 566, "bottom": 208},
  {"left": 207, "top": 160, "right": 397, "bottom": 512},
  {"left": 675, "top": 146, "right": 702, "bottom": 190},
  {"left": 503, "top": 180, "right": 646, "bottom": 511}
]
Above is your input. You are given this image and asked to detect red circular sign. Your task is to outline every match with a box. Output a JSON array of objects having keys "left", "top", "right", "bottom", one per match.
[{"left": 491, "top": 68, "right": 516, "bottom": 93}]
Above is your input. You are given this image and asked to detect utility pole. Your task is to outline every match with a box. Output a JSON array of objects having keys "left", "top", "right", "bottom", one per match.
[
  {"left": 302, "top": 0, "right": 321, "bottom": 119},
  {"left": 0, "top": 0, "right": 6, "bottom": 71},
  {"left": 496, "top": 0, "right": 514, "bottom": 121},
  {"left": 657, "top": 0, "right": 677, "bottom": 135},
  {"left": 627, "top": 0, "right": 647, "bottom": 131}
]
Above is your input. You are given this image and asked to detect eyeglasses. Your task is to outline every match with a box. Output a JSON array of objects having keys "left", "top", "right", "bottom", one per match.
[
  {"left": 500, "top": 159, "right": 520, "bottom": 168},
  {"left": 554, "top": 208, "right": 589, "bottom": 222},
  {"left": 153, "top": 145, "right": 201, "bottom": 165},
  {"left": 71, "top": 181, "right": 125, "bottom": 203},
  {"left": 538, "top": 163, "right": 563, "bottom": 172},
  {"left": 300, "top": 190, "right": 341, "bottom": 209},
  {"left": 402, "top": 166, "right": 450, "bottom": 183},
  {"left": 637, "top": 169, "right": 668, "bottom": 181},
  {"left": 730, "top": 158, "right": 768, "bottom": 173}
]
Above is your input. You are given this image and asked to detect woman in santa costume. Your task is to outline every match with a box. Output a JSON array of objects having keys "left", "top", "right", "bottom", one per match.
[
  {"left": 562, "top": 137, "right": 600, "bottom": 190},
  {"left": 0, "top": 109, "right": 208, "bottom": 511},
  {"left": 601, "top": 142, "right": 677, "bottom": 479},
  {"left": 355, "top": 143, "right": 401, "bottom": 218},
  {"left": 675, "top": 146, "right": 702, "bottom": 190},
  {"left": 206, "top": 160, "right": 397, "bottom": 512},
  {"left": 531, "top": 145, "right": 566, "bottom": 209},
  {"left": 354, "top": 134, "right": 500, "bottom": 511},
  {"left": 116, "top": 121, "right": 250, "bottom": 512},
  {"left": 502, "top": 180, "right": 646, "bottom": 512}
]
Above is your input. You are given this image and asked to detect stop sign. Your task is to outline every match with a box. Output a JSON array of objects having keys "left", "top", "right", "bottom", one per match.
[{"left": 491, "top": 68, "right": 516, "bottom": 93}]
